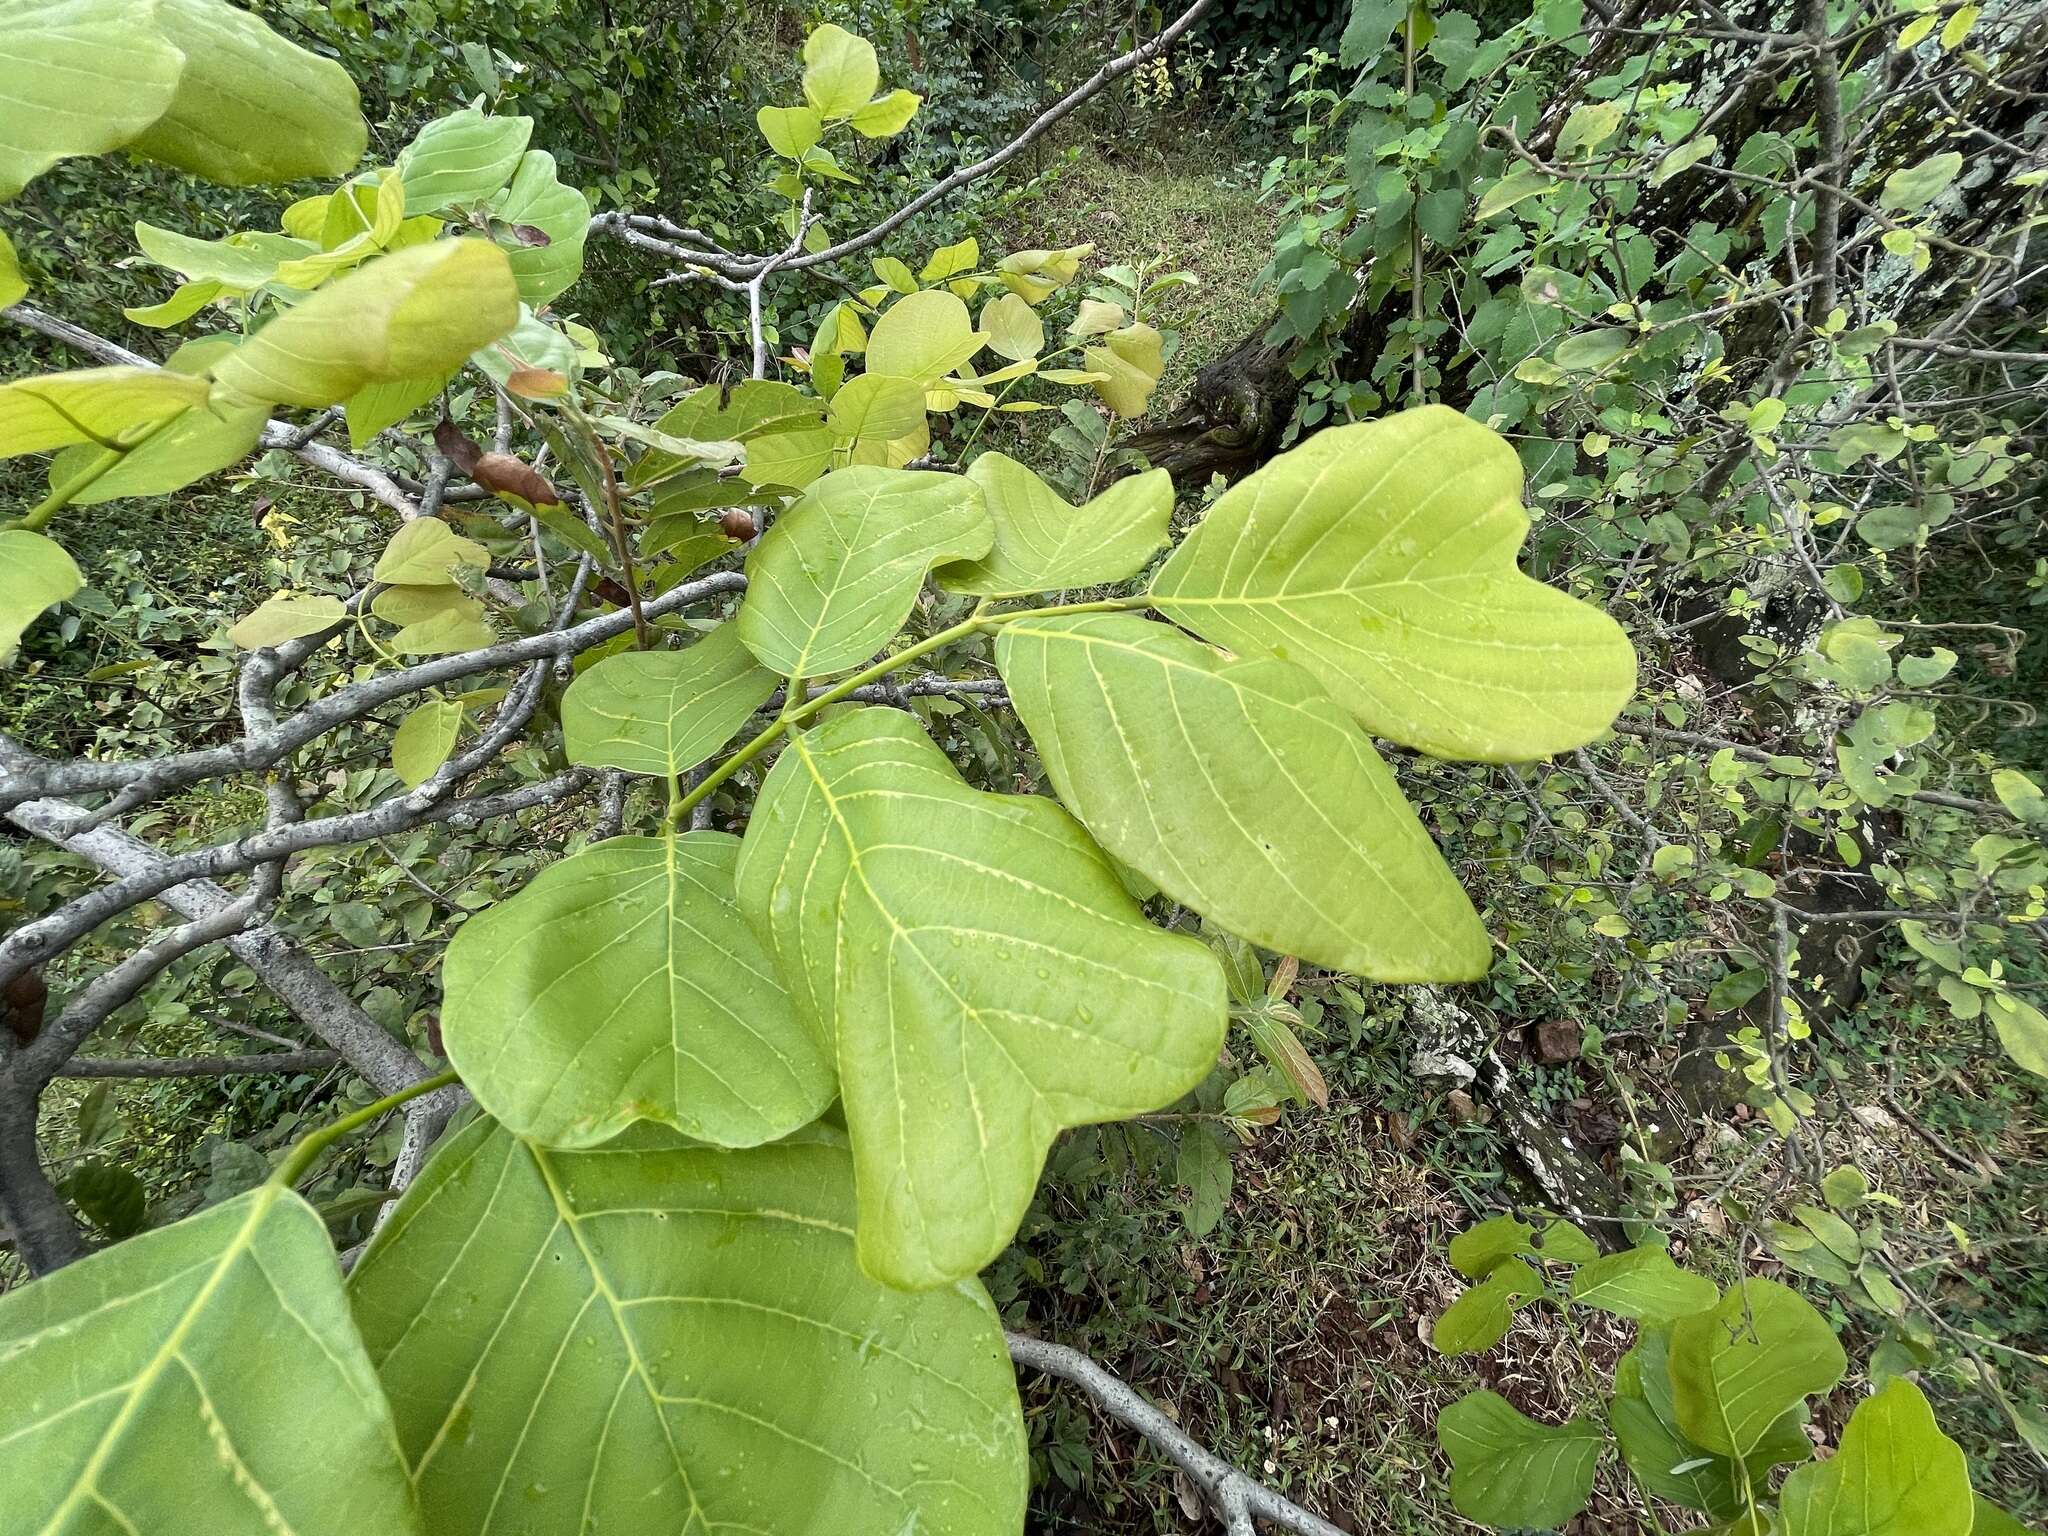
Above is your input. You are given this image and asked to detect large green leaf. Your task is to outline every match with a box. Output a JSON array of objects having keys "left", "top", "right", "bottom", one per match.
[
  {"left": 996, "top": 614, "right": 1488, "bottom": 980},
  {"left": 0, "top": 367, "right": 209, "bottom": 459},
  {"left": 737, "top": 466, "right": 990, "bottom": 677},
  {"left": 0, "top": 529, "right": 81, "bottom": 664},
  {"left": 488, "top": 149, "right": 590, "bottom": 304},
  {"left": 735, "top": 706, "right": 1228, "bottom": 1288},
  {"left": 209, "top": 239, "right": 519, "bottom": 408},
  {"left": 1437, "top": 1390, "right": 1602, "bottom": 1530},
  {"left": 866, "top": 289, "right": 985, "bottom": 384},
  {"left": 1611, "top": 1329, "right": 1750, "bottom": 1518},
  {"left": 936, "top": 454, "right": 1173, "bottom": 597},
  {"left": 628, "top": 380, "right": 824, "bottom": 489},
  {"left": 1432, "top": 1259, "right": 1540, "bottom": 1354},
  {"left": 442, "top": 832, "right": 832, "bottom": 1150},
  {"left": 122, "top": 0, "right": 366, "bottom": 187},
  {"left": 47, "top": 339, "right": 268, "bottom": 504},
  {"left": 1149, "top": 405, "right": 1637, "bottom": 761},
  {"left": 1779, "top": 1379, "right": 1972, "bottom": 1536},
  {"left": 0, "top": 1182, "right": 419, "bottom": 1535},
  {"left": 350, "top": 1119, "right": 1026, "bottom": 1536},
  {"left": 395, "top": 108, "right": 531, "bottom": 214},
  {"left": 801, "top": 23, "right": 880, "bottom": 118},
  {"left": 1669, "top": 1278, "right": 1846, "bottom": 1459},
  {"left": 1569, "top": 1244, "right": 1720, "bottom": 1322},
  {"left": 562, "top": 626, "right": 780, "bottom": 776},
  {"left": 0, "top": 0, "right": 184, "bottom": 201}
]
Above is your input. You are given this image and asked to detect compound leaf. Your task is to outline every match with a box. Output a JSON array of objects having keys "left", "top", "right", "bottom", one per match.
[
  {"left": 351, "top": 1120, "right": 1025, "bottom": 1536},
  {"left": 0, "top": 1183, "right": 419, "bottom": 1536},
  {"left": 996, "top": 614, "right": 1488, "bottom": 980},
  {"left": 1150, "top": 405, "right": 1636, "bottom": 761},
  {"left": 737, "top": 466, "right": 989, "bottom": 677},
  {"left": 562, "top": 626, "right": 780, "bottom": 777},
  {"left": 936, "top": 455, "right": 1172, "bottom": 597},
  {"left": 442, "top": 832, "right": 832, "bottom": 1150},
  {"left": 735, "top": 706, "right": 1227, "bottom": 1288}
]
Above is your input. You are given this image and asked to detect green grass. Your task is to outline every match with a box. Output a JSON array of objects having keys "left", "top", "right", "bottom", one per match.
[{"left": 998, "top": 135, "right": 1280, "bottom": 413}]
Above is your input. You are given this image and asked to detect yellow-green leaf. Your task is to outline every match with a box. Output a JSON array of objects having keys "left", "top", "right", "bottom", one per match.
[
  {"left": 373, "top": 517, "right": 489, "bottom": 586},
  {"left": 849, "top": 88, "right": 920, "bottom": 138},
  {"left": 0, "top": 529, "right": 81, "bottom": 664},
  {"left": 0, "top": 367, "right": 209, "bottom": 459},
  {"left": 1150, "top": 405, "right": 1637, "bottom": 761},
  {"left": 801, "top": 23, "right": 880, "bottom": 119},
  {"left": 227, "top": 591, "right": 344, "bottom": 649},
  {"left": 391, "top": 697, "right": 463, "bottom": 786},
  {"left": 937, "top": 452, "right": 1170, "bottom": 597}
]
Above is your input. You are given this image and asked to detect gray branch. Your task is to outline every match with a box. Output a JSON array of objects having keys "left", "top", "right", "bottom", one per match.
[
  {"left": 589, "top": 0, "right": 1217, "bottom": 280},
  {"left": 1006, "top": 1331, "right": 1349, "bottom": 1536},
  {"left": 55, "top": 1051, "right": 341, "bottom": 1079}
]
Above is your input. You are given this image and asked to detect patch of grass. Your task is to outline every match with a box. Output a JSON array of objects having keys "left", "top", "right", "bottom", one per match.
[{"left": 999, "top": 135, "right": 1280, "bottom": 413}]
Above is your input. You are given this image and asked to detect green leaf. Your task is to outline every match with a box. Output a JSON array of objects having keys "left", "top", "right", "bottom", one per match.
[
  {"left": 1570, "top": 1245, "right": 1719, "bottom": 1322},
  {"left": 391, "top": 698, "right": 463, "bottom": 787},
  {"left": 0, "top": 366, "right": 210, "bottom": 459},
  {"left": 1985, "top": 992, "right": 2048, "bottom": 1078},
  {"left": 1438, "top": 1390, "right": 1602, "bottom": 1529},
  {"left": 1449, "top": 1215, "right": 1597, "bottom": 1276},
  {"left": 1476, "top": 169, "right": 1556, "bottom": 220},
  {"left": 996, "top": 614, "right": 1488, "bottom": 979},
  {"left": 1557, "top": 101, "right": 1622, "bottom": 156},
  {"left": 0, "top": 1183, "right": 418, "bottom": 1535},
  {"left": 0, "top": 228, "right": 26, "bottom": 307},
  {"left": 737, "top": 465, "right": 989, "bottom": 677},
  {"left": 212, "top": 240, "right": 519, "bottom": 409},
  {"left": 561, "top": 626, "right": 779, "bottom": 776},
  {"left": 444, "top": 833, "right": 833, "bottom": 1149},
  {"left": 133, "top": 220, "right": 288, "bottom": 287},
  {"left": 979, "top": 293, "right": 1044, "bottom": 363},
  {"left": 1554, "top": 327, "right": 1633, "bottom": 372},
  {"left": 395, "top": 108, "right": 531, "bottom": 213},
  {"left": 757, "top": 104, "right": 823, "bottom": 158},
  {"left": 372, "top": 517, "right": 490, "bottom": 586},
  {"left": 801, "top": 23, "right": 880, "bottom": 119},
  {"left": 1084, "top": 323, "right": 1166, "bottom": 416},
  {"left": 227, "top": 591, "right": 344, "bottom": 650},
  {"left": 936, "top": 454, "right": 1171, "bottom": 597},
  {"left": 0, "top": 0, "right": 184, "bottom": 201},
  {"left": 350, "top": 1120, "right": 1026, "bottom": 1535},
  {"left": 1177, "top": 1126, "right": 1232, "bottom": 1236},
  {"left": 1971, "top": 1499, "right": 2034, "bottom": 1536},
  {"left": 1151, "top": 406, "right": 1636, "bottom": 762},
  {"left": 59, "top": 1156, "right": 147, "bottom": 1237},
  {"left": 345, "top": 372, "right": 450, "bottom": 450},
  {"left": 488, "top": 149, "right": 590, "bottom": 304},
  {"left": 1434, "top": 1259, "right": 1541, "bottom": 1354},
  {"left": 1611, "top": 1327, "right": 1758, "bottom": 1518},
  {"left": 1652, "top": 133, "right": 1720, "bottom": 185},
  {"left": 1669, "top": 1278, "right": 1846, "bottom": 1458},
  {"left": 1991, "top": 768, "right": 2046, "bottom": 823},
  {"left": 0, "top": 529, "right": 82, "bottom": 664},
  {"left": 387, "top": 602, "right": 492, "bottom": 656},
  {"left": 1780, "top": 1379, "right": 1971, "bottom": 1536},
  {"left": 740, "top": 425, "right": 834, "bottom": 489},
  {"left": 1880, "top": 152, "right": 1963, "bottom": 213},
  {"left": 734, "top": 706, "right": 1227, "bottom": 1288},
  {"left": 369, "top": 583, "right": 474, "bottom": 628},
  {"left": 825, "top": 371, "right": 927, "bottom": 443},
  {"left": 866, "top": 289, "right": 986, "bottom": 384},
  {"left": 631, "top": 380, "right": 823, "bottom": 487},
  {"left": 123, "top": 0, "right": 366, "bottom": 187},
  {"left": 850, "top": 88, "right": 921, "bottom": 137}
]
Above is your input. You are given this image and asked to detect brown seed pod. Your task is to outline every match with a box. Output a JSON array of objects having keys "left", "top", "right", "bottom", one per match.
[
  {"left": 472, "top": 451, "right": 564, "bottom": 510},
  {"left": 4, "top": 971, "right": 48, "bottom": 1047},
  {"left": 718, "top": 508, "right": 757, "bottom": 541},
  {"left": 432, "top": 418, "right": 484, "bottom": 477}
]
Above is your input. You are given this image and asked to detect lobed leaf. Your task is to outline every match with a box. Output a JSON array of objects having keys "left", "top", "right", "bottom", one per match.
[
  {"left": 442, "top": 832, "right": 833, "bottom": 1149},
  {"left": 737, "top": 466, "right": 990, "bottom": 677},
  {"left": 0, "top": 1182, "right": 419, "bottom": 1535},
  {"left": 561, "top": 626, "right": 780, "bottom": 778},
  {"left": 735, "top": 706, "right": 1228, "bottom": 1288},
  {"left": 996, "top": 614, "right": 1489, "bottom": 980},
  {"left": 1150, "top": 405, "right": 1637, "bottom": 762},
  {"left": 351, "top": 1120, "right": 1025, "bottom": 1536},
  {"left": 936, "top": 454, "right": 1171, "bottom": 598},
  {"left": 1437, "top": 1390, "right": 1602, "bottom": 1530},
  {"left": 1779, "top": 1378, "right": 1971, "bottom": 1536}
]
